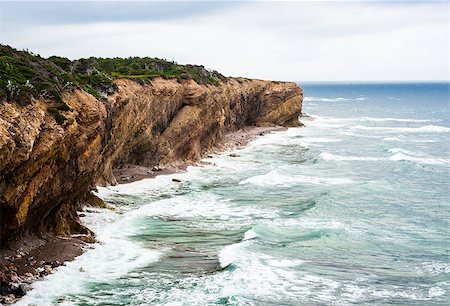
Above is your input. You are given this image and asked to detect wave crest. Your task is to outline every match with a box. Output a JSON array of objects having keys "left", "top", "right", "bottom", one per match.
[
  {"left": 319, "top": 152, "right": 381, "bottom": 161},
  {"left": 240, "top": 170, "right": 353, "bottom": 187},
  {"left": 304, "top": 96, "right": 366, "bottom": 102}
]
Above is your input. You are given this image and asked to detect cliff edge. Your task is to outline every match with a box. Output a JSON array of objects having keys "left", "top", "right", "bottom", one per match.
[{"left": 0, "top": 46, "right": 303, "bottom": 246}]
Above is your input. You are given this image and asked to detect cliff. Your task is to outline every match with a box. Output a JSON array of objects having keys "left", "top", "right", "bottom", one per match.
[{"left": 0, "top": 47, "right": 303, "bottom": 246}]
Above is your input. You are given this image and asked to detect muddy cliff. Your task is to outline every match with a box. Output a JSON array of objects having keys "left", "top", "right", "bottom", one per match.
[{"left": 0, "top": 75, "right": 302, "bottom": 246}]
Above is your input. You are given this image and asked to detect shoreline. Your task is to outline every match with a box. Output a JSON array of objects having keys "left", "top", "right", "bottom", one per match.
[
  {"left": 0, "top": 125, "right": 287, "bottom": 304},
  {"left": 113, "top": 126, "right": 286, "bottom": 185}
]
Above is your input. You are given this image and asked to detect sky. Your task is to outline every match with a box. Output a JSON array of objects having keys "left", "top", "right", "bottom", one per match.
[{"left": 0, "top": 1, "right": 448, "bottom": 82}]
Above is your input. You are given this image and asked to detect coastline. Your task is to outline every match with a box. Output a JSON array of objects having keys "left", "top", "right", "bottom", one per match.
[
  {"left": 0, "top": 125, "right": 289, "bottom": 304},
  {"left": 112, "top": 126, "right": 286, "bottom": 185}
]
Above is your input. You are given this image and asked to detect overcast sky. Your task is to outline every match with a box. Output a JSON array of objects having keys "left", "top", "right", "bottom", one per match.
[{"left": 0, "top": 1, "right": 448, "bottom": 81}]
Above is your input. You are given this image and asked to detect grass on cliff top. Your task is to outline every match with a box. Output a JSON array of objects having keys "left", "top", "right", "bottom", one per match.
[{"left": 0, "top": 44, "right": 226, "bottom": 106}]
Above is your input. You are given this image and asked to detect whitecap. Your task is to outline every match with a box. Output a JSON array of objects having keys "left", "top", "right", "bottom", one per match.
[
  {"left": 351, "top": 124, "right": 450, "bottom": 133},
  {"left": 383, "top": 136, "right": 438, "bottom": 143},
  {"left": 218, "top": 243, "right": 243, "bottom": 268},
  {"left": 243, "top": 229, "right": 258, "bottom": 241},
  {"left": 319, "top": 152, "right": 381, "bottom": 161},
  {"left": 266, "top": 259, "right": 305, "bottom": 267},
  {"left": 240, "top": 170, "right": 353, "bottom": 187},
  {"left": 359, "top": 117, "right": 440, "bottom": 123},
  {"left": 388, "top": 148, "right": 418, "bottom": 155},
  {"left": 383, "top": 136, "right": 405, "bottom": 142},
  {"left": 304, "top": 96, "right": 367, "bottom": 102},
  {"left": 428, "top": 286, "right": 445, "bottom": 297},
  {"left": 389, "top": 153, "right": 450, "bottom": 165},
  {"left": 299, "top": 137, "right": 342, "bottom": 143}
]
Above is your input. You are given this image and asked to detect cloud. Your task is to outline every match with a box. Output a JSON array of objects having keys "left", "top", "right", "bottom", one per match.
[{"left": 0, "top": 1, "right": 448, "bottom": 81}]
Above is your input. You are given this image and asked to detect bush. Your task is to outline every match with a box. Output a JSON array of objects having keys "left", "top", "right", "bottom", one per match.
[
  {"left": 48, "top": 108, "right": 66, "bottom": 125},
  {"left": 0, "top": 44, "right": 226, "bottom": 105}
]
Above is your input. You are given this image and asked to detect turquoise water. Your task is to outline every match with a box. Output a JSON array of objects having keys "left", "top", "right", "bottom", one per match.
[{"left": 18, "top": 83, "right": 449, "bottom": 305}]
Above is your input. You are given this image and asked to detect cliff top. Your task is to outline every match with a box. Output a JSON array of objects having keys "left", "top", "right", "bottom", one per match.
[{"left": 0, "top": 44, "right": 226, "bottom": 105}]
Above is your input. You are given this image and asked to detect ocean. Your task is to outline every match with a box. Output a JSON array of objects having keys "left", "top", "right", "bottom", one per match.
[{"left": 17, "top": 82, "right": 449, "bottom": 305}]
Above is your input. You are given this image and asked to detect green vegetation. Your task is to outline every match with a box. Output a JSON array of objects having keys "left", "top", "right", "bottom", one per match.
[
  {"left": 48, "top": 108, "right": 66, "bottom": 125},
  {"left": 0, "top": 44, "right": 226, "bottom": 106}
]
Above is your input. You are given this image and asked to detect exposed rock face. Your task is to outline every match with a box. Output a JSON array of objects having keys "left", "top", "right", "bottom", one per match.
[{"left": 0, "top": 77, "right": 302, "bottom": 246}]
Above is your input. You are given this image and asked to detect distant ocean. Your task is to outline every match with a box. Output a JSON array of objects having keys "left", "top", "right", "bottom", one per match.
[{"left": 17, "top": 82, "right": 450, "bottom": 305}]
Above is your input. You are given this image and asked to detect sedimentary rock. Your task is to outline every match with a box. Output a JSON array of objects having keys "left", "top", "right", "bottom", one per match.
[{"left": 0, "top": 77, "right": 302, "bottom": 245}]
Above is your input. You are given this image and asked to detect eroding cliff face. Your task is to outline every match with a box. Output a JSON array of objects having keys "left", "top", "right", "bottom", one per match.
[{"left": 0, "top": 77, "right": 302, "bottom": 245}]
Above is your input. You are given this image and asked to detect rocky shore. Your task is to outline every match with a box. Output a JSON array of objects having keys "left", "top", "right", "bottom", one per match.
[
  {"left": 0, "top": 125, "right": 294, "bottom": 303},
  {"left": 0, "top": 237, "right": 84, "bottom": 304},
  {"left": 112, "top": 126, "right": 286, "bottom": 184},
  {"left": 0, "top": 46, "right": 303, "bottom": 302}
]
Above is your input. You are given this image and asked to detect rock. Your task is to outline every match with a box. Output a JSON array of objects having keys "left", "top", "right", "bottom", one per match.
[
  {"left": 120, "top": 176, "right": 130, "bottom": 182},
  {"left": 77, "top": 235, "right": 95, "bottom": 243},
  {"left": 36, "top": 267, "right": 46, "bottom": 277},
  {"left": 3, "top": 294, "right": 16, "bottom": 304},
  {"left": 0, "top": 72, "right": 302, "bottom": 244},
  {"left": 9, "top": 272, "right": 20, "bottom": 283},
  {"left": 57, "top": 296, "right": 65, "bottom": 303},
  {"left": 172, "top": 178, "right": 182, "bottom": 183},
  {"left": 79, "top": 267, "right": 85, "bottom": 272},
  {"left": 228, "top": 153, "right": 240, "bottom": 157},
  {"left": 11, "top": 283, "right": 27, "bottom": 297},
  {"left": 51, "top": 260, "right": 61, "bottom": 268},
  {"left": 1, "top": 281, "right": 11, "bottom": 296}
]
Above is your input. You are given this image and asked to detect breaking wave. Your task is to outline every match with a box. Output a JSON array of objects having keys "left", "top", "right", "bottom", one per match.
[
  {"left": 304, "top": 96, "right": 367, "bottom": 102},
  {"left": 240, "top": 170, "right": 353, "bottom": 187}
]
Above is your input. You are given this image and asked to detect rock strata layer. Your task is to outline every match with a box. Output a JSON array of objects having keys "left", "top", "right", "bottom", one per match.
[{"left": 0, "top": 77, "right": 302, "bottom": 245}]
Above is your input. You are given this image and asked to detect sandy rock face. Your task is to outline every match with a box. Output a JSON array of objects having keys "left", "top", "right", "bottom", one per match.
[{"left": 0, "top": 77, "right": 302, "bottom": 245}]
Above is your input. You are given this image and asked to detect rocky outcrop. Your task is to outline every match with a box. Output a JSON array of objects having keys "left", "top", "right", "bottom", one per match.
[{"left": 0, "top": 77, "right": 302, "bottom": 246}]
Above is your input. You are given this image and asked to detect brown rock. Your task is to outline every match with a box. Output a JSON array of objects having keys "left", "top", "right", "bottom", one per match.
[{"left": 0, "top": 77, "right": 302, "bottom": 246}]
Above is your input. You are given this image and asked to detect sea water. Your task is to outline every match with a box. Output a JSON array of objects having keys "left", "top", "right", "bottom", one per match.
[{"left": 17, "top": 82, "right": 449, "bottom": 305}]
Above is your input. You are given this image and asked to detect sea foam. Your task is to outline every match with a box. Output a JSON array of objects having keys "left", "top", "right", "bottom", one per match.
[
  {"left": 240, "top": 170, "right": 353, "bottom": 187},
  {"left": 319, "top": 152, "right": 381, "bottom": 161},
  {"left": 304, "top": 96, "right": 367, "bottom": 102},
  {"left": 351, "top": 125, "right": 450, "bottom": 133}
]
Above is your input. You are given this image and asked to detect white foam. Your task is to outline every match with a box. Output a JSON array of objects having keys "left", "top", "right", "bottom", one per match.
[
  {"left": 389, "top": 153, "right": 450, "bottom": 165},
  {"left": 351, "top": 124, "right": 450, "bottom": 133},
  {"left": 383, "top": 136, "right": 405, "bottom": 142},
  {"left": 266, "top": 259, "right": 304, "bottom": 267},
  {"left": 243, "top": 229, "right": 258, "bottom": 241},
  {"left": 359, "top": 117, "right": 440, "bottom": 123},
  {"left": 240, "top": 170, "right": 353, "bottom": 187},
  {"left": 383, "top": 136, "right": 437, "bottom": 143},
  {"left": 319, "top": 152, "right": 381, "bottom": 161},
  {"left": 17, "top": 221, "right": 162, "bottom": 306},
  {"left": 218, "top": 243, "right": 243, "bottom": 268},
  {"left": 304, "top": 96, "right": 367, "bottom": 102},
  {"left": 94, "top": 169, "right": 194, "bottom": 199},
  {"left": 299, "top": 137, "right": 342, "bottom": 143},
  {"left": 428, "top": 286, "right": 445, "bottom": 297},
  {"left": 388, "top": 148, "right": 418, "bottom": 155},
  {"left": 420, "top": 262, "right": 450, "bottom": 275}
]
